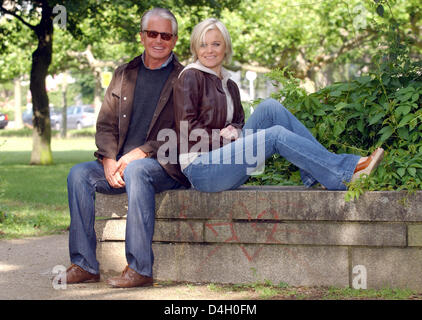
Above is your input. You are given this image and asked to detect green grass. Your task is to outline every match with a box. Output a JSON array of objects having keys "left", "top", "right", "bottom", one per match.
[
  {"left": 207, "top": 282, "right": 422, "bottom": 300},
  {"left": 0, "top": 137, "right": 96, "bottom": 239}
]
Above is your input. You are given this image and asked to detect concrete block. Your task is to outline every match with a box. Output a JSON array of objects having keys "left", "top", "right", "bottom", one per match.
[
  {"left": 155, "top": 188, "right": 257, "bottom": 219},
  {"left": 96, "top": 188, "right": 422, "bottom": 222},
  {"left": 97, "top": 241, "right": 126, "bottom": 276},
  {"left": 351, "top": 247, "right": 422, "bottom": 290},
  {"left": 95, "top": 219, "right": 204, "bottom": 242},
  {"left": 255, "top": 189, "right": 422, "bottom": 221},
  {"left": 204, "top": 221, "right": 406, "bottom": 247},
  {"left": 98, "top": 242, "right": 349, "bottom": 287},
  {"left": 408, "top": 224, "right": 422, "bottom": 247},
  {"left": 95, "top": 193, "right": 127, "bottom": 218}
]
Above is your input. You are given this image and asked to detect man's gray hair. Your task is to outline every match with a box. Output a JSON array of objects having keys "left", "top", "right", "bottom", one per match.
[{"left": 140, "top": 8, "right": 178, "bottom": 35}]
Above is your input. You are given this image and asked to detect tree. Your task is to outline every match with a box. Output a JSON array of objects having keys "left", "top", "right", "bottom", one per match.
[
  {"left": 222, "top": 0, "right": 421, "bottom": 90},
  {"left": 1, "top": 0, "right": 67, "bottom": 164}
]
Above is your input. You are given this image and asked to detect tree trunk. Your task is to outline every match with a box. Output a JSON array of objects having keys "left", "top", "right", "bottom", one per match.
[
  {"left": 14, "top": 78, "right": 23, "bottom": 129},
  {"left": 30, "top": 2, "right": 53, "bottom": 165},
  {"left": 61, "top": 71, "right": 68, "bottom": 138}
]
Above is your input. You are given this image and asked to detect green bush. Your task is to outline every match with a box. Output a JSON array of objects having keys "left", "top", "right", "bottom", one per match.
[
  {"left": 68, "top": 127, "right": 96, "bottom": 137},
  {"left": 0, "top": 128, "right": 33, "bottom": 137},
  {"left": 247, "top": 4, "right": 422, "bottom": 198}
]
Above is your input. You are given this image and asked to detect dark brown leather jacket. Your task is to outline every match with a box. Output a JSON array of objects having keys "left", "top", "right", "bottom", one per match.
[
  {"left": 94, "top": 54, "right": 190, "bottom": 187},
  {"left": 173, "top": 68, "right": 245, "bottom": 154}
]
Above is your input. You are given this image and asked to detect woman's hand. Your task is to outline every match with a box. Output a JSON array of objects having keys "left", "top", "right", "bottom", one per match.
[{"left": 220, "top": 125, "right": 241, "bottom": 141}]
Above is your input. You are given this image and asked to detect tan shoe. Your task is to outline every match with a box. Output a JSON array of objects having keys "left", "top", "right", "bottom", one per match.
[
  {"left": 106, "top": 265, "right": 153, "bottom": 288},
  {"left": 60, "top": 264, "right": 100, "bottom": 284},
  {"left": 351, "top": 147, "right": 384, "bottom": 182}
]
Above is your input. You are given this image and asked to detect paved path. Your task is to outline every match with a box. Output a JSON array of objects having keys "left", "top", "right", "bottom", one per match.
[{"left": 0, "top": 233, "right": 254, "bottom": 300}]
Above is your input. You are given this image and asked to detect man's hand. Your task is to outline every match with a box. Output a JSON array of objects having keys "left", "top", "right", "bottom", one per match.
[
  {"left": 116, "top": 148, "right": 147, "bottom": 178},
  {"left": 220, "top": 125, "right": 241, "bottom": 141},
  {"left": 103, "top": 157, "right": 126, "bottom": 188}
]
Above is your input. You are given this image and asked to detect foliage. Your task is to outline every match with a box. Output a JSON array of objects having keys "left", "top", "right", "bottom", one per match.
[
  {"left": 221, "top": 0, "right": 421, "bottom": 89},
  {"left": 247, "top": 1, "right": 422, "bottom": 196}
]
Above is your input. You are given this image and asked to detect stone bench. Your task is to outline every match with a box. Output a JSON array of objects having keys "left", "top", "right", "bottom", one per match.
[{"left": 95, "top": 186, "right": 422, "bottom": 290}]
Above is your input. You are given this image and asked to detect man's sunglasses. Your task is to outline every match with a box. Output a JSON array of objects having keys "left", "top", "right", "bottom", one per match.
[{"left": 142, "top": 30, "right": 175, "bottom": 41}]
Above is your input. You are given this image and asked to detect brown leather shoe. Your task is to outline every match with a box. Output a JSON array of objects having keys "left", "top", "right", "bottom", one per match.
[
  {"left": 351, "top": 147, "right": 384, "bottom": 182},
  {"left": 106, "top": 265, "right": 153, "bottom": 288},
  {"left": 60, "top": 264, "right": 100, "bottom": 284}
]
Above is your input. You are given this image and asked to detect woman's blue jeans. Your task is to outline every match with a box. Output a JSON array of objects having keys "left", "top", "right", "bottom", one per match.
[
  {"left": 67, "top": 158, "right": 182, "bottom": 277},
  {"left": 183, "top": 98, "right": 360, "bottom": 192}
]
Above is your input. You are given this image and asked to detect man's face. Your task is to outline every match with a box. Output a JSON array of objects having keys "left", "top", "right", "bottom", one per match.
[{"left": 140, "top": 16, "right": 177, "bottom": 68}]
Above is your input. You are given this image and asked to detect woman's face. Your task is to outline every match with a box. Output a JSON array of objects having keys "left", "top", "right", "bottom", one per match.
[{"left": 197, "top": 28, "right": 226, "bottom": 75}]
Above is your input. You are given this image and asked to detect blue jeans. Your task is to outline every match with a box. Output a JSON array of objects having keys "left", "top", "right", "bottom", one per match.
[
  {"left": 67, "top": 158, "right": 182, "bottom": 277},
  {"left": 183, "top": 98, "right": 360, "bottom": 192}
]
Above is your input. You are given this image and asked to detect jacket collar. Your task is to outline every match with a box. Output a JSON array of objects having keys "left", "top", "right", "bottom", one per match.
[
  {"left": 179, "top": 60, "right": 231, "bottom": 82},
  {"left": 126, "top": 52, "right": 178, "bottom": 70}
]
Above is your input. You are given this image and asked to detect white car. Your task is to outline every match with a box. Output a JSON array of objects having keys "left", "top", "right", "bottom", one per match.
[{"left": 66, "top": 105, "right": 95, "bottom": 130}]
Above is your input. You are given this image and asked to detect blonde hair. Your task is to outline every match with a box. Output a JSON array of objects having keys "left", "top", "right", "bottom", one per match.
[{"left": 190, "top": 18, "right": 233, "bottom": 64}]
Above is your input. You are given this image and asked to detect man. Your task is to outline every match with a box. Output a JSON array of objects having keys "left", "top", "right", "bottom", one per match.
[{"left": 64, "top": 8, "right": 190, "bottom": 288}]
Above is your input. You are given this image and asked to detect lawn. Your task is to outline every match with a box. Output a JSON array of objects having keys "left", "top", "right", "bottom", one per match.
[{"left": 0, "top": 136, "right": 96, "bottom": 239}]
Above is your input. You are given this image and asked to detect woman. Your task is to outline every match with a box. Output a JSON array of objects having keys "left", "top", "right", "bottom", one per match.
[{"left": 173, "top": 18, "right": 383, "bottom": 192}]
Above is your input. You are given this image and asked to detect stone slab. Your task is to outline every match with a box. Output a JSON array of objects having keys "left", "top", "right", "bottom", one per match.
[
  {"left": 255, "top": 190, "right": 422, "bottom": 222},
  {"left": 351, "top": 247, "right": 422, "bottom": 290},
  {"left": 204, "top": 221, "right": 406, "bottom": 247},
  {"left": 408, "top": 224, "right": 422, "bottom": 247},
  {"left": 95, "top": 187, "right": 422, "bottom": 222},
  {"left": 96, "top": 219, "right": 406, "bottom": 247},
  {"left": 95, "top": 219, "right": 203, "bottom": 242},
  {"left": 97, "top": 242, "right": 349, "bottom": 287}
]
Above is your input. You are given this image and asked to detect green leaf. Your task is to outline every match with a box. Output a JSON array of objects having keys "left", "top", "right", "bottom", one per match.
[
  {"left": 368, "top": 112, "right": 385, "bottom": 125},
  {"left": 310, "top": 96, "right": 323, "bottom": 108},
  {"left": 408, "top": 167, "right": 417, "bottom": 177},
  {"left": 356, "top": 76, "right": 372, "bottom": 85},
  {"left": 334, "top": 102, "right": 348, "bottom": 111},
  {"left": 398, "top": 92, "right": 413, "bottom": 102},
  {"left": 397, "top": 127, "right": 409, "bottom": 140},
  {"left": 357, "top": 119, "right": 364, "bottom": 133},
  {"left": 332, "top": 91, "right": 344, "bottom": 97},
  {"left": 395, "top": 105, "right": 411, "bottom": 117},
  {"left": 398, "top": 113, "right": 415, "bottom": 128},
  {"left": 333, "top": 121, "right": 346, "bottom": 136},
  {"left": 378, "top": 126, "right": 393, "bottom": 142},
  {"left": 314, "top": 109, "right": 326, "bottom": 116},
  {"left": 397, "top": 168, "right": 406, "bottom": 177}
]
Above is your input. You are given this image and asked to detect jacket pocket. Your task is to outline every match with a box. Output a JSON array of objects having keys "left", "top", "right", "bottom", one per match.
[{"left": 111, "top": 90, "right": 120, "bottom": 99}]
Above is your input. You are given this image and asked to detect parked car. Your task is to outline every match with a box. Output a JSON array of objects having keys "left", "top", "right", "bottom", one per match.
[
  {"left": 66, "top": 105, "right": 95, "bottom": 130},
  {"left": 0, "top": 112, "right": 8, "bottom": 129},
  {"left": 22, "top": 107, "right": 63, "bottom": 130}
]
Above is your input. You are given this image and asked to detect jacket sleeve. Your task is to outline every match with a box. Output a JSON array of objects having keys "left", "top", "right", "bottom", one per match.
[
  {"left": 94, "top": 67, "right": 122, "bottom": 160},
  {"left": 138, "top": 141, "right": 160, "bottom": 158},
  {"left": 227, "top": 80, "right": 245, "bottom": 130},
  {"left": 173, "top": 70, "right": 221, "bottom": 152}
]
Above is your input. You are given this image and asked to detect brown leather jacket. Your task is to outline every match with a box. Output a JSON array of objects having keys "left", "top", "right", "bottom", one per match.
[
  {"left": 173, "top": 68, "right": 245, "bottom": 154},
  {"left": 94, "top": 54, "right": 190, "bottom": 187}
]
